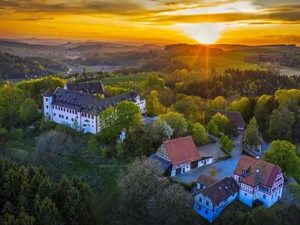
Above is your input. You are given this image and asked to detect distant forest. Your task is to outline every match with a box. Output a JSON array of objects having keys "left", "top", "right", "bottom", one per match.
[{"left": 0, "top": 51, "right": 67, "bottom": 79}]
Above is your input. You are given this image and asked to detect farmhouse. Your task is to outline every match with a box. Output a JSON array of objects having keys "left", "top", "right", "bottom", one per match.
[
  {"left": 148, "top": 136, "right": 213, "bottom": 176},
  {"left": 233, "top": 155, "right": 284, "bottom": 208},
  {"left": 43, "top": 87, "right": 145, "bottom": 134},
  {"left": 212, "top": 110, "right": 246, "bottom": 130},
  {"left": 194, "top": 177, "right": 239, "bottom": 223}
]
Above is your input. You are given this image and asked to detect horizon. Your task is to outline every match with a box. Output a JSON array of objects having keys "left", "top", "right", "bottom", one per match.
[
  {"left": 1, "top": 37, "right": 299, "bottom": 47},
  {"left": 1, "top": 0, "right": 300, "bottom": 45}
]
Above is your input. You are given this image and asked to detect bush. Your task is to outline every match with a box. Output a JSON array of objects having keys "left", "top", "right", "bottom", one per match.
[{"left": 16, "top": 128, "right": 23, "bottom": 141}]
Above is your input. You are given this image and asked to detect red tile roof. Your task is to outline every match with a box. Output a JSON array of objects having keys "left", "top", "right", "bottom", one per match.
[
  {"left": 234, "top": 155, "right": 281, "bottom": 187},
  {"left": 164, "top": 136, "right": 202, "bottom": 166}
]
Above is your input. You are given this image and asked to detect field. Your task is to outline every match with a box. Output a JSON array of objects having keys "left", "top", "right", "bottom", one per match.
[
  {"left": 177, "top": 51, "right": 265, "bottom": 72},
  {"left": 101, "top": 74, "right": 147, "bottom": 85}
]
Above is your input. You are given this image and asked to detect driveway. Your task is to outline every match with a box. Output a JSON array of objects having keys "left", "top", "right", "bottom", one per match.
[{"left": 172, "top": 134, "right": 242, "bottom": 183}]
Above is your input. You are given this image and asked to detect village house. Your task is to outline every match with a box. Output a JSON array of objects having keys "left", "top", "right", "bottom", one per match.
[
  {"left": 194, "top": 177, "right": 239, "bottom": 223},
  {"left": 212, "top": 110, "right": 246, "bottom": 131},
  {"left": 193, "top": 173, "right": 219, "bottom": 193},
  {"left": 148, "top": 136, "right": 213, "bottom": 176},
  {"left": 43, "top": 87, "right": 145, "bottom": 134},
  {"left": 233, "top": 155, "right": 284, "bottom": 208}
]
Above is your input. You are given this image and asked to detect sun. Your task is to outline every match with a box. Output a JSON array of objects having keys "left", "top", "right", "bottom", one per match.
[{"left": 178, "top": 23, "right": 225, "bottom": 44}]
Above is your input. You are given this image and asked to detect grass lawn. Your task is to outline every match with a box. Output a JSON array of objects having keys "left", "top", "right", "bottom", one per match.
[{"left": 0, "top": 134, "right": 125, "bottom": 225}]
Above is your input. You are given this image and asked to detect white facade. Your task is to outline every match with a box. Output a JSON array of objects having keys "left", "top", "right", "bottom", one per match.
[
  {"left": 43, "top": 92, "right": 145, "bottom": 134},
  {"left": 234, "top": 172, "right": 284, "bottom": 208},
  {"left": 43, "top": 96, "right": 100, "bottom": 134},
  {"left": 170, "top": 158, "right": 213, "bottom": 177}
]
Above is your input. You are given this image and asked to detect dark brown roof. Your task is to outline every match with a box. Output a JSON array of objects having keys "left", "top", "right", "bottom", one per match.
[
  {"left": 234, "top": 155, "right": 281, "bottom": 187},
  {"left": 199, "top": 177, "right": 239, "bottom": 205},
  {"left": 43, "top": 89, "right": 53, "bottom": 97},
  {"left": 65, "top": 82, "right": 105, "bottom": 95},
  {"left": 164, "top": 136, "right": 202, "bottom": 165},
  {"left": 197, "top": 173, "right": 219, "bottom": 187},
  {"left": 212, "top": 110, "right": 246, "bottom": 128},
  {"left": 51, "top": 87, "right": 139, "bottom": 115}
]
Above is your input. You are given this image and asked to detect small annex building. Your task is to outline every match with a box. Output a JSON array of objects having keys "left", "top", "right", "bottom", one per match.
[
  {"left": 233, "top": 155, "right": 284, "bottom": 208},
  {"left": 212, "top": 110, "right": 246, "bottom": 130},
  {"left": 194, "top": 177, "right": 239, "bottom": 223},
  {"left": 148, "top": 136, "right": 213, "bottom": 176}
]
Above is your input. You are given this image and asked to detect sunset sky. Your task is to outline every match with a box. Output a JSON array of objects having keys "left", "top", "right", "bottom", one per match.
[{"left": 1, "top": 0, "right": 300, "bottom": 45}]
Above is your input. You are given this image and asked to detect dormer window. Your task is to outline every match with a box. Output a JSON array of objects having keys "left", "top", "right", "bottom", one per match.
[{"left": 242, "top": 170, "right": 247, "bottom": 177}]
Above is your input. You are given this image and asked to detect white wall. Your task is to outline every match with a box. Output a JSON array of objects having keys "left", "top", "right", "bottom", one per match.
[{"left": 170, "top": 162, "right": 191, "bottom": 176}]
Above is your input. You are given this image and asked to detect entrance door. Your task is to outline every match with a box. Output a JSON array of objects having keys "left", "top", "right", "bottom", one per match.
[
  {"left": 176, "top": 168, "right": 181, "bottom": 175},
  {"left": 191, "top": 161, "right": 198, "bottom": 169}
]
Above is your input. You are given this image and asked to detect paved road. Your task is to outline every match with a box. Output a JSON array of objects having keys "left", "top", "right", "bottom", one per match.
[{"left": 172, "top": 134, "right": 242, "bottom": 183}]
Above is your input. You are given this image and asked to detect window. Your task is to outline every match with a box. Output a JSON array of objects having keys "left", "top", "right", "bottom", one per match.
[
  {"left": 46, "top": 98, "right": 48, "bottom": 102},
  {"left": 199, "top": 198, "right": 202, "bottom": 203},
  {"left": 62, "top": 115, "right": 64, "bottom": 119},
  {"left": 66, "top": 117, "right": 68, "bottom": 120},
  {"left": 206, "top": 201, "right": 209, "bottom": 206},
  {"left": 46, "top": 105, "right": 48, "bottom": 109},
  {"left": 245, "top": 193, "right": 247, "bottom": 196},
  {"left": 263, "top": 194, "right": 266, "bottom": 199},
  {"left": 54, "top": 113, "right": 56, "bottom": 116},
  {"left": 92, "top": 115, "right": 94, "bottom": 119},
  {"left": 71, "top": 118, "right": 74, "bottom": 122}
]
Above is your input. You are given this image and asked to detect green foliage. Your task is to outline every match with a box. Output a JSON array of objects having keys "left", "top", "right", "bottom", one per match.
[
  {"left": 116, "top": 141, "right": 127, "bottom": 158},
  {"left": 267, "top": 109, "right": 294, "bottom": 141},
  {"left": 207, "top": 120, "right": 219, "bottom": 137},
  {"left": 146, "top": 90, "right": 166, "bottom": 116},
  {"left": 119, "top": 159, "right": 197, "bottom": 225},
  {"left": 19, "top": 98, "right": 38, "bottom": 124},
  {"left": 211, "top": 112, "right": 229, "bottom": 133},
  {"left": 15, "top": 128, "right": 23, "bottom": 141},
  {"left": 192, "top": 122, "right": 208, "bottom": 145},
  {"left": 221, "top": 134, "right": 234, "bottom": 152},
  {"left": 104, "top": 85, "right": 131, "bottom": 96},
  {"left": 0, "top": 159, "right": 94, "bottom": 225},
  {"left": 87, "top": 135, "right": 99, "bottom": 156},
  {"left": 287, "top": 183, "right": 300, "bottom": 208},
  {"left": 227, "top": 97, "right": 254, "bottom": 122},
  {"left": 244, "top": 117, "right": 260, "bottom": 146},
  {"left": 158, "top": 112, "right": 188, "bottom": 138},
  {"left": 263, "top": 140, "right": 300, "bottom": 175},
  {"left": 0, "top": 124, "right": 7, "bottom": 140},
  {"left": 152, "top": 119, "right": 173, "bottom": 142},
  {"left": 144, "top": 74, "right": 165, "bottom": 89}
]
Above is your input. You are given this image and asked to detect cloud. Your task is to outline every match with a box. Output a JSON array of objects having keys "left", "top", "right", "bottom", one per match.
[{"left": 20, "top": 17, "right": 54, "bottom": 21}]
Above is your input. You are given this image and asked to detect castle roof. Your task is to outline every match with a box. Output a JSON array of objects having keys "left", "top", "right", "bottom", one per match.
[
  {"left": 65, "top": 82, "right": 105, "bottom": 95},
  {"left": 51, "top": 87, "right": 139, "bottom": 115}
]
